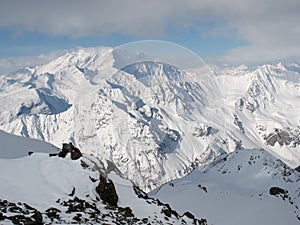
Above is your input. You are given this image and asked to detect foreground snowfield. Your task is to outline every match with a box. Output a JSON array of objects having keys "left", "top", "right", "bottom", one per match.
[
  {"left": 151, "top": 148, "right": 300, "bottom": 225},
  {"left": 0, "top": 133, "right": 299, "bottom": 224},
  {"left": 0, "top": 149, "right": 204, "bottom": 224}
]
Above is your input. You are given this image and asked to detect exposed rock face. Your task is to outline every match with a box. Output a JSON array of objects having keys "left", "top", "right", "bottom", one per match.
[
  {"left": 58, "top": 143, "right": 82, "bottom": 160},
  {"left": 96, "top": 175, "right": 118, "bottom": 207},
  {"left": 192, "top": 124, "right": 212, "bottom": 137},
  {"left": 265, "top": 129, "right": 292, "bottom": 146},
  {"left": 233, "top": 114, "right": 245, "bottom": 133},
  {"left": 264, "top": 128, "right": 300, "bottom": 147}
]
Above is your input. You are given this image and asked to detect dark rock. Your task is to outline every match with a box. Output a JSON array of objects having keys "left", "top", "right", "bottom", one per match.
[
  {"left": 183, "top": 211, "right": 194, "bottom": 219},
  {"left": 141, "top": 217, "right": 148, "bottom": 223},
  {"left": 58, "top": 142, "right": 73, "bottom": 158},
  {"left": 89, "top": 176, "right": 97, "bottom": 183},
  {"left": 49, "top": 153, "right": 58, "bottom": 157},
  {"left": 234, "top": 114, "right": 245, "bottom": 133},
  {"left": 0, "top": 212, "right": 6, "bottom": 220},
  {"left": 68, "top": 187, "right": 75, "bottom": 197},
  {"left": 133, "top": 186, "right": 149, "bottom": 199},
  {"left": 81, "top": 160, "right": 89, "bottom": 169},
  {"left": 96, "top": 175, "right": 118, "bottom": 207},
  {"left": 8, "top": 206, "right": 21, "bottom": 213},
  {"left": 66, "top": 199, "right": 85, "bottom": 213},
  {"left": 295, "top": 165, "right": 300, "bottom": 173},
  {"left": 32, "top": 211, "right": 43, "bottom": 224},
  {"left": 199, "top": 218, "right": 208, "bottom": 225},
  {"left": 264, "top": 128, "right": 297, "bottom": 147},
  {"left": 118, "top": 207, "right": 134, "bottom": 217},
  {"left": 161, "top": 208, "right": 172, "bottom": 217},
  {"left": 161, "top": 204, "right": 179, "bottom": 219},
  {"left": 58, "top": 147, "right": 68, "bottom": 158},
  {"left": 45, "top": 207, "right": 61, "bottom": 220},
  {"left": 73, "top": 213, "right": 82, "bottom": 222},
  {"left": 28, "top": 151, "right": 34, "bottom": 156},
  {"left": 269, "top": 186, "right": 288, "bottom": 196},
  {"left": 9, "top": 215, "right": 27, "bottom": 224},
  {"left": 70, "top": 147, "right": 82, "bottom": 160},
  {"left": 58, "top": 142, "right": 82, "bottom": 160},
  {"left": 62, "top": 143, "right": 73, "bottom": 152},
  {"left": 198, "top": 184, "right": 208, "bottom": 193}
]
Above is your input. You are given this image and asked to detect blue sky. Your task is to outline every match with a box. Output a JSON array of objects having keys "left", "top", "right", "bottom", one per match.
[
  {"left": 0, "top": 27, "right": 246, "bottom": 58},
  {"left": 0, "top": 0, "right": 299, "bottom": 66}
]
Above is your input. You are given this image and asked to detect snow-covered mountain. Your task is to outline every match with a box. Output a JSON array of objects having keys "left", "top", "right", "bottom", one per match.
[
  {"left": 0, "top": 46, "right": 300, "bottom": 224},
  {"left": 0, "top": 47, "right": 299, "bottom": 192}
]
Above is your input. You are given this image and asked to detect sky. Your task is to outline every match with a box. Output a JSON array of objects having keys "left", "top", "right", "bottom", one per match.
[{"left": 0, "top": 0, "right": 299, "bottom": 71}]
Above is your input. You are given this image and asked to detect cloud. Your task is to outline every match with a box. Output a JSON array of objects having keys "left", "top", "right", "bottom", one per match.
[
  {"left": 0, "top": 50, "right": 68, "bottom": 74},
  {"left": 0, "top": 0, "right": 300, "bottom": 63}
]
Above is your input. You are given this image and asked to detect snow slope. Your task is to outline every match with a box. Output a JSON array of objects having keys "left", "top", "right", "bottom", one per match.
[
  {"left": 151, "top": 148, "right": 300, "bottom": 225},
  {"left": 0, "top": 46, "right": 299, "bottom": 192},
  {"left": 0, "top": 151, "right": 205, "bottom": 224},
  {"left": 0, "top": 130, "right": 58, "bottom": 159}
]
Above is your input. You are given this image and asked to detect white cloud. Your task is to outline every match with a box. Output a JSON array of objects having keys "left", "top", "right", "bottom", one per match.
[
  {"left": 0, "top": 50, "right": 68, "bottom": 74},
  {"left": 0, "top": 0, "right": 300, "bottom": 63}
]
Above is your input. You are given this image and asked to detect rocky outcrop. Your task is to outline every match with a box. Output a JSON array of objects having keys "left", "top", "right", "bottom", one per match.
[
  {"left": 96, "top": 175, "right": 118, "bottom": 207},
  {"left": 264, "top": 129, "right": 292, "bottom": 146},
  {"left": 192, "top": 124, "right": 213, "bottom": 137},
  {"left": 269, "top": 186, "right": 298, "bottom": 214},
  {"left": 133, "top": 185, "right": 207, "bottom": 225},
  {"left": 264, "top": 128, "right": 300, "bottom": 147},
  {"left": 58, "top": 143, "right": 82, "bottom": 160},
  {"left": 0, "top": 199, "right": 43, "bottom": 225},
  {"left": 233, "top": 114, "right": 245, "bottom": 133},
  {"left": 269, "top": 186, "right": 288, "bottom": 196}
]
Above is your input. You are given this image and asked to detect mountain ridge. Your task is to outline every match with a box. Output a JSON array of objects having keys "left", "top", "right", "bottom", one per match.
[{"left": 0, "top": 47, "right": 299, "bottom": 191}]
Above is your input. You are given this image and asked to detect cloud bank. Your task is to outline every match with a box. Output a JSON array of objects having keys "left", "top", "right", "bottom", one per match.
[
  {"left": 0, "top": 50, "right": 68, "bottom": 74},
  {"left": 0, "top": 0, "right": 299, "bottom": 63}
]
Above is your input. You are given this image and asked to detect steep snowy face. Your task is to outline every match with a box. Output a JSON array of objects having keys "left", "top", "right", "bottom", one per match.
[
  {"left": 218, "top": 63, "right": 300, "bottom": 167},
  {"left": 0, "top": 47, "right": 222, "bottom": 191},
  {"left": 73, "top": 59, "right": 220, "bottom": 191},
  {"left": 0, "top": 47, "right": 113, "bottom": 124}
]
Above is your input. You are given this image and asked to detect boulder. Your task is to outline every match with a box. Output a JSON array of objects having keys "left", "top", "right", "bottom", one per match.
[
  {"left": 96, "top": 175, "right": 118, "bottom": 207},
  {"left": 295, "top": 165, "right": 300, "bottom": 173},
  {"left": 269, "top": 186, "right": 288, "bottom": 196},
  {"left": 70, "top": 146, "right": 82, "bottom": 160},
  {"left": 183, "top": 211, "right": 194, "bottom": 219},
  {"left": 58, "top": 143, "right": 82, "bottom": 160},
  {"left": 32, "top": 211, "right": 43, "bottom": 225}
]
